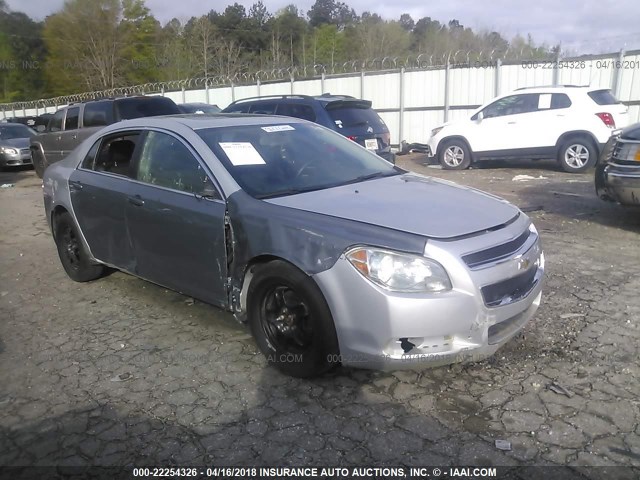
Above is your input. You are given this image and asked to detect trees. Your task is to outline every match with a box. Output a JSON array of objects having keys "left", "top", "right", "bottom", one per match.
[
  {"left": 43, "top": 0, "right": 123, "bottom": 93},
  {"left": 0, "top": 6, "right": 46, "bottom": 102},
  {"left": 120, "top": 0, "right": 160, "bottom": 85},
  {"left": 0, "top": 0, "right": 556, "bottom": 101}
]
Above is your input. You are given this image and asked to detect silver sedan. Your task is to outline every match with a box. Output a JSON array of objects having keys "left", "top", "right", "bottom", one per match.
[
  {"left": 43, "top": 115, "right": 544, "bottom": 377},
  {"left": 0, "top": 123, "right": 34, "bottom": 169}
]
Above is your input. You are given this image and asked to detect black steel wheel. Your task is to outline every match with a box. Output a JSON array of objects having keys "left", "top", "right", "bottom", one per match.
[
  {"left": 247, "top": 260, "right": 339, "bottom": 378},
  {"left": 54, "top": 212, "right": 105, "bottom": 282}
]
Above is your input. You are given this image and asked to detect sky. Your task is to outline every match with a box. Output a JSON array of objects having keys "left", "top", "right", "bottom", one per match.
[{"left": 5, "top": 0, "right": 640, "bottom": 54}]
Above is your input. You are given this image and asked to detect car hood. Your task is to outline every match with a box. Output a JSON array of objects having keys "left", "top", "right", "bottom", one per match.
[
  {"left": 265, "top": 173, "right": 520, "bottom": 239},
  {"left": 0, "top": 137, "right": 29, "bottom": 149},
  {"left": 620, "top": 122, "right": 640, "bottom": 141}
]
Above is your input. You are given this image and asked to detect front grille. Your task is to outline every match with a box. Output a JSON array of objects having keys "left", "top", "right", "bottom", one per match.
[
  {"left": 481, "top": 266, "right": 539, "bottom": 307},
  {"left": 462, "top": 230, "right": 532, "bottom": 269},
  {"left": 20, "top": 148, "right": 30, "bottom": 156}
]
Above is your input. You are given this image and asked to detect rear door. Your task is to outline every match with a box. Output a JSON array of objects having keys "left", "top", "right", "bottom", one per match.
[
  {"left": 126, "top": 130, "right": 228, "bottom": 307},
  {"left": 41, "top": 109, "right": 66, "bottom": 165},
  {"left": 58, "top": 106, "right": 80, "bottom": 159},
  {"left": 68, "top": 131, "right": 142, "bottom": 271},
  {"left": 323, "top": 100, "right": 391, "bottom": 154}
]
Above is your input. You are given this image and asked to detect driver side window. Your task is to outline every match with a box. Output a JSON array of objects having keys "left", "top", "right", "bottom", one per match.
[
  {"left": 481, "top": 94, "right": 539, "bottom": 119},
  {"left": 136, "top": 131, "right": 217, "bottom": 196}
]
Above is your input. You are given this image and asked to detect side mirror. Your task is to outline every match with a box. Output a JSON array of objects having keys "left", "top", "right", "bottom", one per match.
[{"left": 476, "top": 111, "right": 484, "bottom": 122}]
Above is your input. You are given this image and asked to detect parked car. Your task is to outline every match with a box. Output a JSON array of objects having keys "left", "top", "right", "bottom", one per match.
[
  {"left": 595, "top": 122, "right": 640, "bottom": 206},
  {"left": 0, "top": 123, "right": 36, "bottom": 170},
  {"left": 30, "top": 96, "right": 180, "bottom": 178},
  {"left": 427, "top": 86, "right": 629, "bottom": 173},
  {"left": 178, "top": 102, "right": 221, "bottom": 114},
  {"left": 43, "top": 115, "right": 544, "bottom": 377},
  {"left": 222, "top": 94, "right": 395, "bottom": 164}
]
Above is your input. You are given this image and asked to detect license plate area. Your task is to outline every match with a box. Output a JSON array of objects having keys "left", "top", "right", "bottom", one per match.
[{"left": 365, "top": 139, "right": 378, "bottom": 150}]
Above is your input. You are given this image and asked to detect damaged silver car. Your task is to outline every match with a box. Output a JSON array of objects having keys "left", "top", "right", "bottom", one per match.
[{"left": 43, "top": 115, "right": 544, "bottom": 377}]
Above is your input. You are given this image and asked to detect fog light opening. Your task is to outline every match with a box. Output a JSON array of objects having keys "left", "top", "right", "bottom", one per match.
[{"left": 399, "top": 338, "right": 416, "bottom": 354}]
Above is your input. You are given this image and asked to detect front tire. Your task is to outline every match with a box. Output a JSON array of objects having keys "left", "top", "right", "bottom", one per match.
[
  {"left": 557, "top": 137, "right": 596, "bottom": 173},
  {"left": 54, "top": 212, "right": 105, "bottom": 282},
  {"left": 438, "top": 140, "right": 472, "bottom": 170},
  {"left": 247, "top": 260, "right": 339, "bottom": 378}
]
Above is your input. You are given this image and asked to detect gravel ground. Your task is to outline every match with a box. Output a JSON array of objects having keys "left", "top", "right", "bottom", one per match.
[{"left": 0, "top": 155, "right": 639, "bottom": 476}]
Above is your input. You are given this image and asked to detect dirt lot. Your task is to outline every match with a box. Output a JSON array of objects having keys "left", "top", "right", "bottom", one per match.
[{"left": 1, "top": 155, "right": 639, "bottom": 475}]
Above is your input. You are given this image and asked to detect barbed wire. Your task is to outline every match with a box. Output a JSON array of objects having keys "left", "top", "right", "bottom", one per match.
[{"left": 1, "top": 47, "right": 636, "bottom": 113}]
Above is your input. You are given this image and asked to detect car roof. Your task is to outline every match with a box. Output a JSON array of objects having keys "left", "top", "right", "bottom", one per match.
[
  {"left": 512, "top": 85, "right": 607, "bottom": 93},
  {"left": 101, "top": 113, "right": 307, "bottom": 132}
]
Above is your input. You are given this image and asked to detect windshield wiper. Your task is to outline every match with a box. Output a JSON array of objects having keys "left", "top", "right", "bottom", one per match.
[{"left": 255, "top": 186, "right": 324, "bottom": 199}]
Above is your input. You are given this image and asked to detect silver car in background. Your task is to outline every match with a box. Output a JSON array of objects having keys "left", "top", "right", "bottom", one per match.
[
  {"left": 0, "top": 123, "right": 34, "bottom": 169},
  {"left": 43, "top": 115, "right": 544, "bottom": 377}
]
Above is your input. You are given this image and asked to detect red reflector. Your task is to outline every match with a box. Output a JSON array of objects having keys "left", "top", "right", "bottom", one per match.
[
  {"left": 347, "top": 135, "right": 357, "bottom": 141},
  {"left": 596, "top": 112, "right": 616, "bottom": 128}
]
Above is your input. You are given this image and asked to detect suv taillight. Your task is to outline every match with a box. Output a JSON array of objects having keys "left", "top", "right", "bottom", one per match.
[{"left": 596, "top": 112, "right": 616, "bottom": 128}]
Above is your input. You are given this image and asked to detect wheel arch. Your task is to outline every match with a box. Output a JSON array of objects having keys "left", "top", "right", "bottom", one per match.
[
  {"left": 50, "top": 205, "right": 70, "bottom": 241},
  {"left": 235, "top": 255, "right": 315, "bottom": 320},
  {"left": 436, "top": 135, "right": 474, "bottom": 158},
  {"left": 555, "top": 131, "right": 600, "bottom": 154}
]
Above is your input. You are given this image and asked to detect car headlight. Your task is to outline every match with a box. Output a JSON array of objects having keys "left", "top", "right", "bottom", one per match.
[
  {"left": 430, "top": 126, "right": 444, "bottom": 137},
  {"left": 346, "top": 247, "right": 452, "bottom": 293},
  {"left": 0, "top": 147, "right": 18, "bottom": 155},
  {"left": 616, "top": 142, "right": 640, "bottom": 162}
]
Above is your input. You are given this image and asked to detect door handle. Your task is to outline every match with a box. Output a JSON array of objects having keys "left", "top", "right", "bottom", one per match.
[
  {"left": 507, "top": 121, "right": 517, "bottom": 124},
  {"left": 72, "top": 134, "right": 77, "bottom": 140},
  {"left": 128, "top": 195, "right": 144, "bottom": 207},
  {"left": 69, "top": 180, "right": 83, "bottom": 191}
]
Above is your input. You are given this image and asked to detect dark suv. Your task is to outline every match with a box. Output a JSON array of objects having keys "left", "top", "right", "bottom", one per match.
[
  {"left": 222, "top": 94, "right": 395, "bottom": 164},
  {"left": 30, "top": 96, "right": 181, "bottom": 177}
]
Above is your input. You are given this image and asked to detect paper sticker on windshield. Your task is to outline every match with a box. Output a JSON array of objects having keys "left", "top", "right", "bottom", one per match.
[
  {"left": 261, "top": 125, "right": 295, "bottom": 133},
  {"left": 538, "top": 94, "right": 552, "bottom": 109},
  {"left": 219, "top": 142, "right": 266, "bottom": 166}
]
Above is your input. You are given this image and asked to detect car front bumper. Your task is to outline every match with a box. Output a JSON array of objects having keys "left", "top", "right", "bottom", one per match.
[
  {"left": 313, "top": 214, "right": 544, "bottom": 370},
  {"left": 597, "top": 163, "right": 640, "bottom": 206},
  {"left": 0, "top": 149, "right": 32, "bottom": 167}
]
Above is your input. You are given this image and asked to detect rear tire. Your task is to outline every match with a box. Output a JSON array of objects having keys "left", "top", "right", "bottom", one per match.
[
  {"left": 247, "top": 260, "right": 339, "bottom": 378},
  {"left": 54, "top": 212, "right": 105, "bottom": 282},
  {"left": 32, "top": 148, "right": 46, "bottom": 178},
  {"left": 557, "top": 137, "right": 596, "bottom": 173},
  {"left": 438, "top": 139, "right": 472, "bottom": 170}
]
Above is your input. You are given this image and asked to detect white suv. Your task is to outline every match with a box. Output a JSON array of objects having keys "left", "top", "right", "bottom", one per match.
[{"left": 427, "top": 86, "right": 629, "bottom": 173}]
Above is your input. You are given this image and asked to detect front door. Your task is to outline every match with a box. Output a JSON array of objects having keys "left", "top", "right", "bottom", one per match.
[{"left": 126, "top": 130, "right": 228, "bottom": 307}]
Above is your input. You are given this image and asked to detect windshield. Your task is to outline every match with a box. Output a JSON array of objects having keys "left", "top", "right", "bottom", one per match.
[
  {"left": 326, "top": 105, "right": 388, "bottom": 132},
  {"left": 0, "top": 124, "right": 35, "bottom": 140},
  {"left": 181, "top": 104, "right": 221, "bottom": 114},
  {"left": 115, "top": 97, "right": 181, "bottom": 120},
  {"left": 197, "top": 123, "right": 399, "bottom": 199}
]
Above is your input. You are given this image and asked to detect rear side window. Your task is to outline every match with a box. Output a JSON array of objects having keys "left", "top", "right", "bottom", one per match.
[
  {"left": 249, "top": 103, "right": 278, "bottom": 115},
  {"left": 551, "top": 94, "right": 572, "bottom": 109},
  {"left": 276, "top": 103, "right": 316, "bottom": 122},
  {"left": 223, "top": 104, "right": 250, "bottom": 113},
  {"left": 48, "top": 109, "right": 65, "bottom": 132},
  {"left": 115, "top": 97, "right": 180, "bottom": 120},
  {"left": 90, "top": 132, "right": 141, "bottom": 177},
  {"left": 83, "top": 101, "right": 114, "bottom": 127},
  {"left": 326, "top": 106, "right": 387, "bottom": 131},
  {"left": 65, "top": 107, "right": 80, "bottom": 130},
  {"left": 588, "top": 89, "right": 620, "bottom": 105}
]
